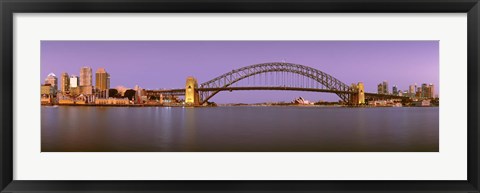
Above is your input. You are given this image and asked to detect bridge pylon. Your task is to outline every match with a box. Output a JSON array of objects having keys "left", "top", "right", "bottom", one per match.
[
  {"left": 185, "top": 76, "right": 200, "bottom": 106},
  {"left": 350, "top": 82, "right": 365, "bottom": 105}
]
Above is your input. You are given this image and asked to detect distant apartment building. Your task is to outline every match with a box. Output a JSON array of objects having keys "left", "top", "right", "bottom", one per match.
[
  {"left": 377, "top": 81, "right": 389, "bottom": 94},
  {"left": 80, "top": 67, "right": 93, "bottom": 95},
  {"left": 95, "top": 68, "right": 110, "bottom": 91},
  {"left": 409, "top": 85, "right": 415, "bottom": 94},
  {"left": 416, "top": 87, "right": 423, "bottom": 98},
  {"left": 382, "top": 81, "right": 389, "bottom": 94},
  {"left": 44, "top": 73, "right": 58, "bottom": 92},
  {"left": 408, "top": 84, "right": 416, "bottom": 98},
  {"left": 419, "top": 83, "right": 435, "bottom": 98},
  {"left": 429, "top": 83, "right": 435, "bottom": 98},
  {"left": 392, "top": 85, "right": 398, "bottom": 95},
  {"left": 60, "top": 72, "right": 70, "bottom": 94},
  {"left": 69, "top": 75, "right": 80, "bottom": 96},
  {"left": 80, "top": 67, "right": 92, "bottom": 86},
  {"left": 70, "top": 75, "right": 79, "bottom": 88},
  {"left": 377, "top": 83, "right": 383, "bottom": 94}
]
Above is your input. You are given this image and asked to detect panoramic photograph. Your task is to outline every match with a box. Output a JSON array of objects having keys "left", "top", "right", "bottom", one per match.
[{"left": 40, "top": 41, "right": 439, "bottom": 152}]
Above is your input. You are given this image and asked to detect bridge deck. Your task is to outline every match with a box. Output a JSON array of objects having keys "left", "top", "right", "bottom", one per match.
[
  {"left": 146, "top": 86, "right": 355, "bottom": 95},
  {"left": 145, "top": 86, "right": 409, "bottom": 100}
]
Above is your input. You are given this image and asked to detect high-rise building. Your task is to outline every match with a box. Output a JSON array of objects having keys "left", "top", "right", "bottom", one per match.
[
  {"left": 68, "top": 75, "right": 80, "bottom": 96},
  {"left": 95, "top": 68, "right": 110, "bottom": 91},
  {"left": 377, "top": 81, "right": 389, "bottom": 94},
  {"left": 60, "top": 72, "right": 70, "bottom": 94},
  {"left": 392, "top": 85, "right": 398, "bottom": 95},
  {"left": 44, "top": 73, "right": 58, "bottom": 91},
  {"left": 429, "top": 83, "right": 435, "bottom": 98},
  {"left": 421, "top": 83, "right": 428, "bottom": 98},
  {"left": 70, "top": 75, "right": 79, "bottom": 88},
  {"left": 408, "top": 85, "right": 415, "bottom": 98},
  {"left": 409, "top": 85, "right": 415, "bottom": 94},
  {"left": 80, "top": 67, "right": 92, "bottom": 86},
  {"left": 416, "top": 87, "right": 423, "bottom": 98},
  {"left": 377, "top": 83, "right": 383, "bottom": 94},
  {"left": 382, "top": 81, "right": 389, "bottom": 94}
]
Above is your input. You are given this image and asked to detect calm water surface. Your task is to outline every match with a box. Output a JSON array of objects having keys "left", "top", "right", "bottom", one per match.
[{"left": 41, "top": 106, "right": 439, "bottom": 152}]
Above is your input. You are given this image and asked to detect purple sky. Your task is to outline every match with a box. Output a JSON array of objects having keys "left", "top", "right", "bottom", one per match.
[{"left": 41, "top": 41, "right": 439, "bottom": 103}]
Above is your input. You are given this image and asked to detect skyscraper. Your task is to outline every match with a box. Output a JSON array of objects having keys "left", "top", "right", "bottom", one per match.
[
  {"left": 60, "top": 72, "right": 70, "bottom": 94},
  {"left": 377, "top": 81, "right": 389, "bottom": 94},
  {"left": 392, "top": 85, "right": 398, "bottom": 95},
  {"left": 377, "top": 83, "right": 383, "bottom": 94},
  {"left": 95, "top": 68, "right": 110, "bottom": 91},
  {"left": 409, "top": 85, "right": 415, "bottom": 94},
  {"left": 44, "top": 73, "right": 58, "bottom": 91},
  {"left": 429, "top": 83, "right": 435, "bottom": 98},
  {"left": 69, "top": 75, "right": 80, "bottom": 96},
  {"left": 421, "top": 83, "right": 428, "bottom": 98},
  {"left": 80, "top": 67, "right": 92, "bottom": 86},
  {"left": 70, "top": 75, "right": 79, "bottom": 88},
  {"left": 382, "top": 81, "right": 389, "bottom": 94}
]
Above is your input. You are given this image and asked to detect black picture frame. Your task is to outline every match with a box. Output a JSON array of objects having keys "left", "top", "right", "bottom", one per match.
[{"left": 1, "top": 0, "right": 479, "bottom": 192}]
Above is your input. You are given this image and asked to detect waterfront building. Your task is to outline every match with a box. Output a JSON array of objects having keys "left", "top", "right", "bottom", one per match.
[
  {"left": 41, "top": 84, "right": 55, "bottom": 105},
  {"left": 95, "top": 68, "right": 110, "bottom": 91},
  {"left": 133, "top": 85, "right": 145, "bottom": 104},
  {"left": 75, "top": 94, "right": 87, "bottom": 104},
  {"left": 413, "top": 100, "right": 431, "bottom": 107},
  {"left": 293, "top": 97, "right": 314, "bottom": 105},
  {"left": 95, "top": 97, "right": 130, "bottom": 105},
  {"left": 69, "top": 87, "right": 80, "bottom": 96},
  {"left": 60, "top": 72, "right": 69, "bottom": 94},
  {"left": 80, "top": 66, "right": 92, "bottom": 87},
  {"left": 44, "top": 73, "right": 58, "bottom": 92},
  {"left": 58, "top": 99, "right": 75, "bottom": 105},
  {"left": 41, "top": 84, "right": 54, "bottom": 95},
  {"left": 79, "top": 85, "right": 94, "bottom": 95}
]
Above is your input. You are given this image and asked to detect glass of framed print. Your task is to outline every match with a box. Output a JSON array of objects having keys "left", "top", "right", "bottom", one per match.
[{"left": 1, "top": 0, "right": 479, "bottom": 192}]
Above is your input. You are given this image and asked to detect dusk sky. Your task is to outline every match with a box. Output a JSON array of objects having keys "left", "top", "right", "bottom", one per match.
[{"left": 41, "top": 41, "right": 439, "bottom": 103}]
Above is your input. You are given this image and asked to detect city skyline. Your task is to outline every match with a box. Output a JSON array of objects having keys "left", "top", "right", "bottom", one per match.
[{"left": 41, "top": 41, "right": 439, "bottom": 103}]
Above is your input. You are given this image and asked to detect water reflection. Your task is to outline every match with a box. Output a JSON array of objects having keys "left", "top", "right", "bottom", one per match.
[{"left": 41, "top": 106, "right": 439, "bottom": 152}]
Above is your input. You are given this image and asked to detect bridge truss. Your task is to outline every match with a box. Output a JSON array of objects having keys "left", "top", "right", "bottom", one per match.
[{"left": 198, "top": 62, "right": 352, "bottom": 104}]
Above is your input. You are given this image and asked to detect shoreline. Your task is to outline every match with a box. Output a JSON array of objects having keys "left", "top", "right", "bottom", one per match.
[{"left": 41, "top": 104, "right": 439, "bottom": 108}]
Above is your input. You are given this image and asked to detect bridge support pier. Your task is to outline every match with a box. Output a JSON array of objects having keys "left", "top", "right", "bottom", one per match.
[
  {"left": 350, "top": 82, "right": 365, "bottom": 105},
  {"left": 185, "top": 76, "right": 200, "bottom": 106}
]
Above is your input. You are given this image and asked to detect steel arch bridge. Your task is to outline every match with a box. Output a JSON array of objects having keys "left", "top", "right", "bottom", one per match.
[{"left": 198, "top": 62, "right": 352, "bottom": 104}]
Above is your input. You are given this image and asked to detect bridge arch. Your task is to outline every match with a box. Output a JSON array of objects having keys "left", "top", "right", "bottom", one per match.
[{"left": 199, "top": 62, "right": 351, "bottom": 104}]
